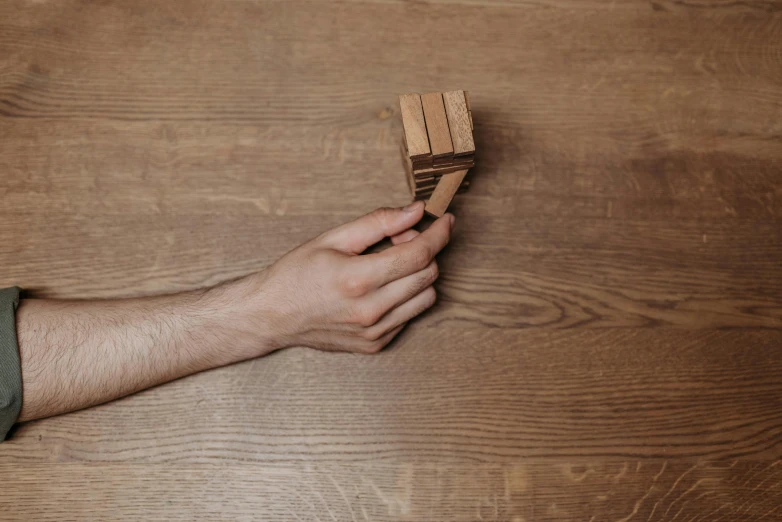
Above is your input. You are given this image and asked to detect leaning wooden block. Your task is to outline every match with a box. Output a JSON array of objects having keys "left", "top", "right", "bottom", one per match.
[
  {"left": 442, "top": 90, "right": 475, "bottom": 156},
  {"left": 425, "top": 169, "right": 469, "bottom": 217},
  {"left": 399, "top": 94, "right": 431, "bottom": 159},
  {"left": 420, "top": 92, "right": 454, "bottom": 158}
]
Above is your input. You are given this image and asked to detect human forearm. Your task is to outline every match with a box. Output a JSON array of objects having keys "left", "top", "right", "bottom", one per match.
[{"left": 15, "top": 285, "right": 268, "bottom": 421}]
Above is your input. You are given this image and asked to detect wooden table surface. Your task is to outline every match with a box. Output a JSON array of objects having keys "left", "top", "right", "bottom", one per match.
[{"left": 2, "top": 0, "right": 781, "bottom": 520}]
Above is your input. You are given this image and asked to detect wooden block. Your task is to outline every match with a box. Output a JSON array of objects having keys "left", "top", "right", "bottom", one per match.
[
  {"left": 443, "top": 90, "right": 475, "bottom": 156},
  {"left": 416, "top": 154, "right": 473, "bottom": 169},
  {"left": 425, "top": 169, "right": 469, "bottom": 217},
  {"left": 412, "top": 157, "right": 434, "bottom": 169},
  {"left": 433, "top": 156, "right": 468, "bottom": 167},
  {"left": 464, "top": 91, "right": 474, "bottom": 130},
  {"left": 433, "top": 157, "right": 473, "bottom": 169},
  {"left": 417, "top": 178, "right": 470, "bottom": 192},
  {"left": 405, "top": 150, "right": 473, "bottom": 178},
  {"left": 415, "top": 183, "right": 469, "bottom": 201},
  {"left": 422, "top": 180, "right": 470, "bottom": 194},
  {"left": 431, "top": 153, "right": 451, "bottom": 162},
  {"left": 399, "top": 94, "right": 431, "bottom": 159},
  {"left": 416, "top": 182, "right": 437, "bottom": 189},
  {"left": 433, "top": 153, "right": 473, "bottom": 163},
  {"left": 418, "top": 183, "right": 469, "bottom": 196},
  {"left": 420, "top": 92, "right": 454, "bottom": 158},
  {"left": 413, "top": 158, "right": 474, "bottom": 173},
  {"left": 400, "top": 142, "right": 419, "bottom": 198},
  {"left": 404, "top": 146, "right": 470, "bottom": 199},
  {"left": 413, "top": 162, "right": 474, "bottom": 178},
  {"left": 405, "top": 162, "right": 416, "bottom": 196}
]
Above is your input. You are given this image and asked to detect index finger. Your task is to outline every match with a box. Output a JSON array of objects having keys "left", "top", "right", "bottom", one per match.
[
  {"left": 320, "top": 202, "right": 425, "bottom": 254},
  {"left": 354, "top": 213, "right": 455, "bottom": 289}
]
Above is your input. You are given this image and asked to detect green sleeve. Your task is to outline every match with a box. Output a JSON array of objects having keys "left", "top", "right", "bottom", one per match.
[{"left": 0, "top": 287, "right": 22, "bottom": 441}]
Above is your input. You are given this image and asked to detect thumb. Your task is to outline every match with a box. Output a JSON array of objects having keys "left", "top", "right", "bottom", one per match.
[{"left": 321, "top": 202, "right": 425, "bottom": 254}]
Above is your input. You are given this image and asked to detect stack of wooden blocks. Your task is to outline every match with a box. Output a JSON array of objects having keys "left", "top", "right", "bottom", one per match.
[{"left": 399, "top": 90, "right": 475, "bottom": 217}]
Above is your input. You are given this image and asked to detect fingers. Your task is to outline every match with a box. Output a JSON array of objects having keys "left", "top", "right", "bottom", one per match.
[
  {"left": 390, "top": 228, "right": 420, "bottom": 245},
  {"left": 365, "top": 260, "right": 438, "bottom": 314},
  {"left": 364, "top": 287, "right": 437, "bottom": 342},
  {"left": 356, "top": 213, "right": 454, "bottom": 288},
  {"left": 360, "top": 323, "right": 407, "bottom": 354},
  {"left": 321, "top": 202, "right": 425, "bottom": 254}
]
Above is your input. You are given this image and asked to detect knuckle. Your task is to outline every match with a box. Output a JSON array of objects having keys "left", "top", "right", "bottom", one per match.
[
  {"left": 340, "top": 273, "right": 370, "bottom": 297},
  {"left": 351, "top": 307, "right": 381, "bottom": 328},
  {"left": 405, "top": 263, "right": 438, "bottom": 301},
  {"left": 422, "top": 286, "right": 437, "bottom": 308},
  {"left": 410, "top": 246, "right": 431, "bottom": 271},
  {"left": 363, "top": 339, "right": 385, "bottom": 354},
  {"left": 310, "top": 249, "right": 333, "bottom": 268},
  {"left": 371, "top": 207, "right": 394, "bottom": 228},
  {"left": 428, "top": 261, "right": 440, "bottom": 283},
  {"left": 360, "top": 327, "right": 383, "bottom": 342},
  {"left": 387, "top": 252, "right": 407, "bottom": 279}
]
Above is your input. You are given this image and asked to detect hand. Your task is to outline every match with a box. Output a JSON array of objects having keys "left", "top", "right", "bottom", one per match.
[
  {"left": 13, "top": 203, "right": 454, "bottom": 421},
  {"left": 231, "top": 202, "right": 455, "bottom": 356}
]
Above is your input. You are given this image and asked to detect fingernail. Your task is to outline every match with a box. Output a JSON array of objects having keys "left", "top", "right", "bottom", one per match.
[
  {"left": 448, "top": 214, "right": 456, "bottom": 231},
  {"left": 403, "top": 201, "right": 421, "bottom": 213}
]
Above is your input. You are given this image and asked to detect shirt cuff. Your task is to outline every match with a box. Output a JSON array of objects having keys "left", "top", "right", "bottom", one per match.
[{"left": 0, "top": 287, "right": 22, "bottom": 441}]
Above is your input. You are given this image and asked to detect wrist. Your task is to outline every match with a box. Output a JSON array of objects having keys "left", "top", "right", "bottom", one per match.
[{"left": 197, "top": 274, "right": 281, "bottom": 367}]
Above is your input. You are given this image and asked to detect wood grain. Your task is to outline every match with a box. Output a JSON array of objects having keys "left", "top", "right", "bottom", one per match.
[
  {"left": 399, "top": 93, "right": 430, "bottom": 158},
  {"left": 420, "top": 92, "right": 454, "bottom": 158},
  {"left": 1, "top": 0, "right": 781, "bottom": 519},
  {"left": 426, "top": 169, "right": 469, "bottom": 217},
  {"left": 2, "top": 460, "right": 781, "bottom": 521},
  {"left": 4, "top": 329, "right": 782, "bottom": 463},
  {"left": 443, "top": 90, "right": 475, "bottom": 156}
]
